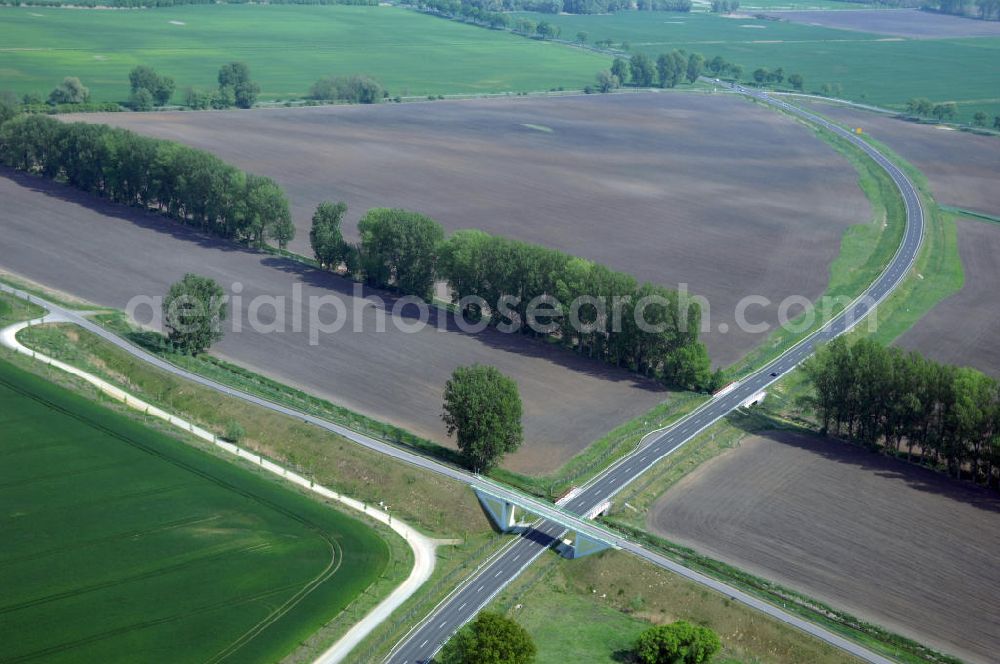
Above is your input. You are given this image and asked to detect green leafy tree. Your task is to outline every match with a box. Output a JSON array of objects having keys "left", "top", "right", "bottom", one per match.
[
  {"left": 0, "top": 114, "right": 294, "bottom": 252},
  {"left": 634, "top": 621, "right": 721, "bottom": 664},
  {"left": 931, "top": 102, "right": 957, "bottom": 122},
  {"left": 664, "top": 342, "right": 713, "bottom": 391},
  {"left": 310, "top": 74, "right": 385, "bottom": 104},
  {"left": 576, "top": 31, "right": 589, "bottom": 43},
  {"left": 685, "top": 53, "right": 704, "bottom": 84},
  {"left": 706, "top": 55, "right": 726, "bottom": 76},
  {"left": 48, "top": 76, "right": 89, "bottom": 104},
  {"left": 163, "top": 274, "right": 227, "bottom": 354},
  {"left": 906, "top": 97, "right": 933, "bottom": 116},
  {"left": 224, "top": 420, "right": 245, "bottom": 443},
  {"left": 611, "top": 57, "right": 631, "bottom": 86},
  {"left": 753, "top": 68, "right": 769, "bottom": 85},
  {"left": 129, "top": 87, "right": 154, "bottom": 111},
  {"left": 357, "top": 207, "right": 444, "bottom": 298},
  {"left": 218, "top": 62, "right": 259, "bottom": 109},
  {"left": 268, "top": 213, "right": 295, "bottom": 250},
  {"left": 994, "top": 115, "right": 1000, "bottom": 130},
  {"left": 788, "top": 73, "right": 804, "bottom": 91},
  {"left": 657, "top": 50, "right": 686, "bottom": 88},
  {"left": 0, "top": 90, "right": 20, "bottom": 126},
  {"left": 439, "top": 612, "right": 536, "bottom": 664},
  {"left": 128, "top": 65, "right": 175, "bottom": 105},
  {"left": 630, "top": 53, "right": 656, "bottom": 87},
  {"left": 535, "top": 20, "right": 555, "bottom": 39},
  {"left": 971, "top": 111, "right": 988, "bottom": 127},
  {"left": 310, "top": 201, "right": 348, "bottom": 269},
  {"left": 595, "top": 69, "right": 619, "bottom": 93},
  {"left": 514, "top": 18, "right": 536, "bottom": 35},
  {"left": 442, "top": 365, "right": 523, "bottom": 472}
]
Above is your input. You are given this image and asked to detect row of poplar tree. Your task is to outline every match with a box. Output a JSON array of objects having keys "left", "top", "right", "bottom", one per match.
[
  {"left": 310, "top": 205, "right": 717, "bottom": 390},
  {"left": 804, "top": 336, "right": 1000, "bottom": 489},
  {"left": 0, "top": 115, "right": 295, "bottom": 248}
]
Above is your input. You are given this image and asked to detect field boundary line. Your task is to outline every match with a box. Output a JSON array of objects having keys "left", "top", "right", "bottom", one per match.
[{"left": 0, "top": 306, "right": 436, "bottom": 664}]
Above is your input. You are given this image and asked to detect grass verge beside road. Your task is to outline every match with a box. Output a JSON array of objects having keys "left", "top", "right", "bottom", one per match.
[
  {"left": 493, "top": 392, "right": 709, "bottom": 499},
  {"left": 14, "top": 319, "right": 490, "bottom": 540},
  {"left": 488, "top": 549, "right": 861, "bottom": 664},
  {"left": 602, "top": 521, "right": 961, "bottom": 664},
  {"left": 343, "top": 532, "right": 511, "bottom": 664},
  {"left": 725, "top": 110, "right": 906, "bottom": 379},
  {"left": 46, "top": 307, "right": 707, "bottom": 501}
]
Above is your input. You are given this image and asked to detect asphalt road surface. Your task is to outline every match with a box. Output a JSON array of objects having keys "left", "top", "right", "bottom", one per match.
[{"left": 385, "top": 87, "right": 924, "bottom": 664}]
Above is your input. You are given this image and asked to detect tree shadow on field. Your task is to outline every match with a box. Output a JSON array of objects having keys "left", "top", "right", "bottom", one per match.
[
  {"left": 1, "top": 167, "right": 254, "bottom": 256},
  {"left": 260, "top": 256, "right": 669, "bottom": 394},
  {"left": 2, "top": 167, "right": 665, "bottom": 394},
  {"left": 733, "top": 423, "right": 1000, "bottom": 514}
]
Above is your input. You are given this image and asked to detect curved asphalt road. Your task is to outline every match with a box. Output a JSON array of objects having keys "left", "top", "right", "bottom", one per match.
[{"left": 385, "top": 88, "right": 924, "bottom": 664}]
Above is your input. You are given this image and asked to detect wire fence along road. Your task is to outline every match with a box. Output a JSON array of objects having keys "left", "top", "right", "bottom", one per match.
[
  {"left": 0, "top": 87, "right": 923, "bottom": 664},
  {"left": 385, "top": 87, "right": 923, "bottom": 664}
]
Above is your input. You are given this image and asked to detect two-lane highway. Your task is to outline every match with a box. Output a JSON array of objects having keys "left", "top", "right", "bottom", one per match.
[{"left": 386, "top": 88, "right": 923, "bottom": 664}]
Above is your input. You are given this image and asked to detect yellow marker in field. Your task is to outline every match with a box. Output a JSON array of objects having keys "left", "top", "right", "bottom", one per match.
[{"left": 855, "top": 127, "right": 863, "bottom": 134}]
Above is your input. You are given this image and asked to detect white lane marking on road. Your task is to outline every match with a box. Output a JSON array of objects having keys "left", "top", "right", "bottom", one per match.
[
  {"left": 458, "top": 602, "right": 467, "bottom": 611},
  {"left": 476, "top": 585, "right": 484, "bottom": 592},
  {"left": 419, "top": 640, "right": 428, "bottom": 648}
]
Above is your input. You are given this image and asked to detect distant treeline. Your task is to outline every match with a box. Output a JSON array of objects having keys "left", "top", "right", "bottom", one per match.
[
  {"left": 804, "top": 337, "right": 1000, "bottom": 489},
  {"left": 402, "top": 0, "right": 690, "bottom": 19},
  {"left": 925, "top": 0, "right": 1000, "bottom": 20},
  {"left": 0, "top": 0, "right": 376, "bottom": 6},
  {"left": 20, "top": 102, "right": 122, "bottom": 114},
  {"left": 0, "top": 115, "right": 294, "bottom": 248},
  {"left": 828, "top": 0, "right": 922, "bottom": 5}
]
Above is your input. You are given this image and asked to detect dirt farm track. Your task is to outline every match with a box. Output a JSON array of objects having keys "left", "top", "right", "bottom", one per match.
[
  {"left": 647, "top": 431, "right": 1000, "bottom": 664},
  {"left": 73, "top": 93, "right": 870, "bottom": 367}
]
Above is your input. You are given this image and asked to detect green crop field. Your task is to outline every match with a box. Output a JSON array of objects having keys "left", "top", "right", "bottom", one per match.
[
  {"left": 518, "top": 10, "right": 1000, "bottom": 120},
  {"left": 0, "top": 4, "right": 607, "bottom": 102},
  {"left": 0, "top": 356, "right": 390, "bottom": 663}
]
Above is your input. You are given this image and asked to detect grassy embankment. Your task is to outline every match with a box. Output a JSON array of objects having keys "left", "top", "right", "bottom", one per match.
[{"left": 0, "top": 303, "right": 399, "bottom": 662}]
